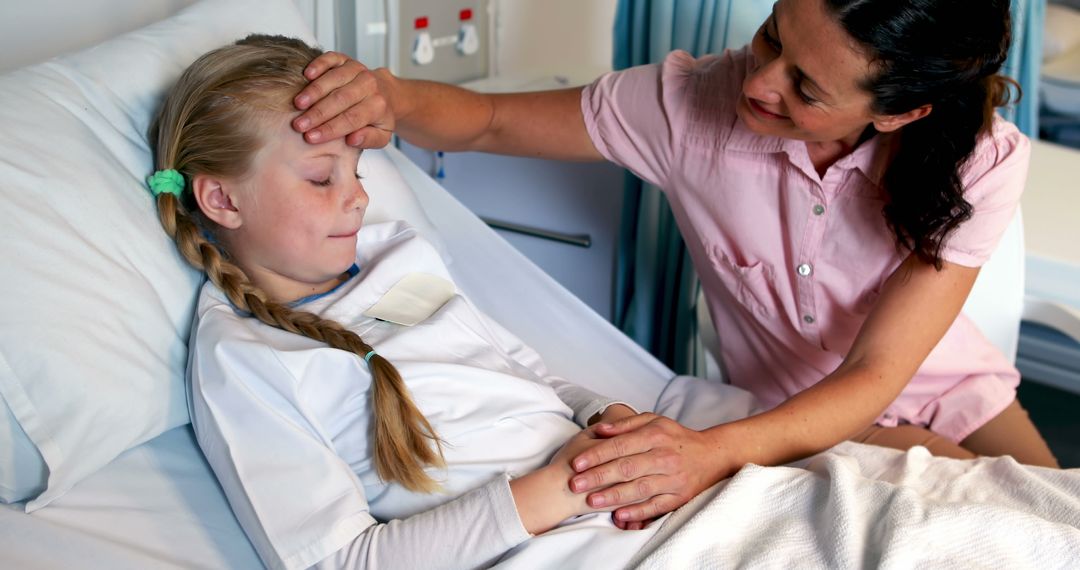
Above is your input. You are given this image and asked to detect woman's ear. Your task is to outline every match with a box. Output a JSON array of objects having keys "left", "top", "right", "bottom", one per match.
[
  {"left": 192, "top": 174, "right": 243, "bottom": 229},
  {"left": 873, "top": 104, "right": 932, "bottom": 133}
]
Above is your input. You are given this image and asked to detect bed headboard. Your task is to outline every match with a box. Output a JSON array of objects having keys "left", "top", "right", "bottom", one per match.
[{"left": 0, "top": 0, "right": 339, "bottom": 73}]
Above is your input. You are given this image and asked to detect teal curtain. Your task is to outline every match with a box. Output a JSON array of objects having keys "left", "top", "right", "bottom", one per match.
[
  {"left": 1000, "top": 0, "right": 1046, "bottom": 137},
  {"left": 611, "top": 0, "right": 772, "bottom": 373}
]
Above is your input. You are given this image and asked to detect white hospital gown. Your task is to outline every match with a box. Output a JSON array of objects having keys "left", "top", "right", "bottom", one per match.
[{"left": 186, "top": 222, "right": 656, "bottom": 570}]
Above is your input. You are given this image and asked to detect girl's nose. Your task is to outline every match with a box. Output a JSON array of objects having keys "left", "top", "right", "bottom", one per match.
[{"left": 348, "top": 179, "right": 369, "bottom": 211}]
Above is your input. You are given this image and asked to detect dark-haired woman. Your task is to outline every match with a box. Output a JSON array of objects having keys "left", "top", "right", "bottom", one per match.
[{"left": 292, "top": 0, "right": 1060, "bottom": 528}]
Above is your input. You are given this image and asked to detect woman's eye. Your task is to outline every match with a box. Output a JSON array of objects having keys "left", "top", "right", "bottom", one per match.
[
  {"left": 797, "top": 88, "right": 818, "bottom": 104},
  {"left": 762, "top": 22, "right": 781, "bottom": 50},
  {"left": 310, "top": 178, "right": 333, "bottom": 187}
]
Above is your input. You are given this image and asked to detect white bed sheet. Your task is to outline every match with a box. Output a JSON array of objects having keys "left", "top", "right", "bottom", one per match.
[{"left": 0, "top": 147, "right": 676, "bottom": 569}]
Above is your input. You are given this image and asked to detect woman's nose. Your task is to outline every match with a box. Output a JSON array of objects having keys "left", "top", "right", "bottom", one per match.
[{"left": 744, "top": 58, "right": 785, "bottom": 105}]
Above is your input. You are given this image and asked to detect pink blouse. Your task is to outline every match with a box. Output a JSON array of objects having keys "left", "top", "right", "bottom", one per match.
[{"left": 581, "top": 48, "right": 1030, "bottom": 442}]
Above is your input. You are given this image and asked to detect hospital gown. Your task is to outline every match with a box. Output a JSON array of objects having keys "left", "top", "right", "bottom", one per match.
[{"left": 186, "top": 222, "right": 663, "bottom": 570}]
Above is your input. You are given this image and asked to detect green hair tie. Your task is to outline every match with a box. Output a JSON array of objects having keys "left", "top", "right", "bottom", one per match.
[{"left": 147, "top": 169, "right": 186, "bottom": 198}]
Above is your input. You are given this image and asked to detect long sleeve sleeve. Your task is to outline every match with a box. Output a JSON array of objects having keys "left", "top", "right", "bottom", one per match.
[
  {"left": 189, "top": 310, "right": 532, "bottom": 570},
  {"left": 313, "top": 475, "right": 529, "bottom": 570}
]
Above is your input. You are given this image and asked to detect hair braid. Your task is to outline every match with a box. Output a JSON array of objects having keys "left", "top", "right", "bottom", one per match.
[{"left": 152, "top": 92, "right": 442, "bottom": 490}]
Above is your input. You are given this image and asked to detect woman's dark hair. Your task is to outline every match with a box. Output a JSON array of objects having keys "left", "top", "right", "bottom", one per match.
[{"left": 825, "top": 0, "right": 1017, "bottom": 268}]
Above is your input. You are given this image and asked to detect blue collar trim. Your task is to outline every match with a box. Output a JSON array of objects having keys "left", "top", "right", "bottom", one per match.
[{"left": 288, "top": 264, "right": 361, "bottom": 308}]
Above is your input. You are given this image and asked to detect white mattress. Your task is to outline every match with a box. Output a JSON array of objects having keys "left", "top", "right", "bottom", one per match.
[{"left": 0, "top": 146, "right": 676, "bottom": 568}]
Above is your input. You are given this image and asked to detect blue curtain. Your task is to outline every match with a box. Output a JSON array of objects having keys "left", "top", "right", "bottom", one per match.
[
  {"left": 611, "top": 0, "right": 772, "bottom": 373},
  {"left": 1000, "top": 0, "right": 1046, "bottom": 137}
]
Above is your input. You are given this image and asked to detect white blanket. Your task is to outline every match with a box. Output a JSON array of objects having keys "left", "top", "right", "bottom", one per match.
[{"left": 633, "top": 443, "right": 1080, "bottom": 568}]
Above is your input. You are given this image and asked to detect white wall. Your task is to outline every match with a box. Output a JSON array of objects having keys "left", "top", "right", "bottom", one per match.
[
  {"left": 494, "top": 0, "right": 618, "bottom": 78},
  {"left": 1, "top": 0, "right": 619, "bottom": 79},
  {"left": 0, "top": 0, "right": 196, "bottom": 72}
]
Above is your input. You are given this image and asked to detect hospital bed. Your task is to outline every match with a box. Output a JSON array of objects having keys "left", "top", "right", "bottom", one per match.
[{"left": 1, "top": 1, "right": 1078, "bottom": 568}]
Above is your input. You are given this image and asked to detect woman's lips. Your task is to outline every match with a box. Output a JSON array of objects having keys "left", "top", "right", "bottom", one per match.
[{"left": 746, "top": 96, "right": 789, "bottom": 120}]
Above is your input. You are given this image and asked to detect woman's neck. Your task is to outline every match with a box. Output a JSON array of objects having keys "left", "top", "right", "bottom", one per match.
[{"left": 805, "top": 126, "right": 876, "bottom": 178}]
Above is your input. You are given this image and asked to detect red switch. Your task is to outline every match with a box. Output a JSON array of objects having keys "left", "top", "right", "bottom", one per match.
[
  {"left": 460, "top": 9, "right": 473, "bottom": 21},
  {"left": 414, "top": 16, "right": 429, "bottom": 30}
]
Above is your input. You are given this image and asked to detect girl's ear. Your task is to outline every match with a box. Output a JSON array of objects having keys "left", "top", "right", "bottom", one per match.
[
  {"left": 873, "top": 104, "right": 933, "bottom": 133},
  {"left": 192, "top": 174, "right": 243, "bottom": 229}
]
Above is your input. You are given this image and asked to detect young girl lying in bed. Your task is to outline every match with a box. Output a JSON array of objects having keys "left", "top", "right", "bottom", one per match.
[{"left": 147, "top": 34, "right": 746, "bottom": 570}]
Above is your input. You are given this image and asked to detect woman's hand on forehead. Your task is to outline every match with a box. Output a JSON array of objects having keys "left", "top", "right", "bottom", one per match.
[{"left": 292, "top": 51, "right": 394, "bottom": 149}]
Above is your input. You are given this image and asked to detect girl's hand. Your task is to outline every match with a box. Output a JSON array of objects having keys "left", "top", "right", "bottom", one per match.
[
  {"left": 292, "top": 51, "right": 395, "bottom": 148},
  {"left": 569, "top": 413, "right": 736, "bottom": 525},
  {"left": 509, "top": 426, "right": 614, "bottom": 535}
]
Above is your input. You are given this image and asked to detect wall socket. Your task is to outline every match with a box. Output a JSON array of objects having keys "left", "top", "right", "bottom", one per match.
[{"left": 349, "top": 0, "right": 491, "bottom": 84}]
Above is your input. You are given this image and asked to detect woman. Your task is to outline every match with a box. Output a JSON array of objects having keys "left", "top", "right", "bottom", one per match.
[{"left": 290, "top": 0, "right": 1059, "bottom": 528}]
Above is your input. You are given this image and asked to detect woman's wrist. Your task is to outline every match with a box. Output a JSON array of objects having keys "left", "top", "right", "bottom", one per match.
[
  {"left": 373, "top": 67, "right": 411, "bottom": 122},
  {"left": 704, "top": 407, "right": 825, "bottom": 472},
  {"left": 700, "top": 421, "right": 753, "bottom": 479}
]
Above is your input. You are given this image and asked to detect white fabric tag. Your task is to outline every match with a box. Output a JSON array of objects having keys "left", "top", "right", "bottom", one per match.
[{"left": 363, "top": 273, "right": 456, "bottom": 326}]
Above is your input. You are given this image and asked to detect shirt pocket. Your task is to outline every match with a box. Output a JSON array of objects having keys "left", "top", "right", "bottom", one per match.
[{"left": 705, "top": 245, "right": 776, "bottom": 318}]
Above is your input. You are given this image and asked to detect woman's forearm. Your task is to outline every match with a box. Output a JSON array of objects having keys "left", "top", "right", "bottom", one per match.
[
  {"left": 379, "top": 69, "right": 602, "bottom": 161},
  {"left": 380, "top": 71, "right": 499, "bottom": 151},
  {"left": 706, "top": 360, "right": 908, "bottom": 470},
  {"left": 712, "top": 256, "right": 983, "bottom": 470}
]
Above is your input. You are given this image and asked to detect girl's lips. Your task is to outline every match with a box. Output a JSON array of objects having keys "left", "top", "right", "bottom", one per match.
[{"left": 746, "top": 96, "right": 789, "bottom": 120}]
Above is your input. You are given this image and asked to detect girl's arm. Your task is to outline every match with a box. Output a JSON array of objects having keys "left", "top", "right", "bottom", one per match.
[
  {"left": 313, "top": 414, "right": 632, "bottom": 569},
  {"left": 191, "top": 316, "right": 614, "bottom": 570},
  {"left": 291, "top": 52, "right": 603, "bottom": 161},
  {"left": 567, "top": 254, "right": 981, "bottom": 523}
]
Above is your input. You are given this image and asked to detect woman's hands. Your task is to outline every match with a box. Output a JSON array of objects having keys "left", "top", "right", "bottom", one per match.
[
  {"left": 509, "top": 421, "right": 619, "bottom": 535},
  {"left": 292, "top": 51, "right": 396, "bottom": 148},
  {"left": 506, "top": 405, "right": 638, "bottom": 534},
  {"left": 569, "top": 412, "right": 737, "bottom": 527}
]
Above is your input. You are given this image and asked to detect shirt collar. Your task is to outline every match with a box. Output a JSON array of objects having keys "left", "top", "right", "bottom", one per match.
[
  {"left": 288, "top": 263, "right": 361, "bottom": 308},
  {"left": 724, "top": 116, "right": 893, "bottom": 186}
]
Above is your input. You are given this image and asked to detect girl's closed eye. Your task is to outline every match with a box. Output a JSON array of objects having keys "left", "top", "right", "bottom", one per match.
[{"left": 310, "top": 173, "right": 362, "bottom": 187}]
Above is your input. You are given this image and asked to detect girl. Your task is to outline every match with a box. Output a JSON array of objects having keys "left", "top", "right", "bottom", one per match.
[
  {"left": 148, "top": 34, "right": 736, "bottom": 569},
  {"left": 292, "top": 0, "right": 1060, "bottom": 526}
]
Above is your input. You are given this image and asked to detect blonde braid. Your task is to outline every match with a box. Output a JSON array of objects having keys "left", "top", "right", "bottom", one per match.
[{"left": 151, "top": 36, "right": 445, "bottom": 491}]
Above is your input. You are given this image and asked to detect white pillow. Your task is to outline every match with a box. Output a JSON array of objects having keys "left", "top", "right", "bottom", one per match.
[
  {"left": 361, "top": 150, "right": 453, "bottom": 259},
  {"left": 0, "top": 0, "right": 445, "bottom": 509},
  {"left": 1044, "top": 4, "right": 1080, "bottom": 62}
]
